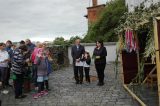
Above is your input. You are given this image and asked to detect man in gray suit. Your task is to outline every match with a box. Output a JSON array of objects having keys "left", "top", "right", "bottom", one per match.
[{"left": 71, "top": 39, "right": 85, "bottom": 84}]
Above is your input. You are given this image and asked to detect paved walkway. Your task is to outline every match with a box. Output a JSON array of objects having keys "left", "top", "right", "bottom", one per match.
[{"left": 0, "top": 64, "right": 139, "bottom": 106}]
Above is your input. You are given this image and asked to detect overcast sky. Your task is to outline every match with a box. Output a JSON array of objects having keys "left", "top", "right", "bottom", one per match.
[{"left": 0, "top": 0, "right": 107, "bottom": 42}]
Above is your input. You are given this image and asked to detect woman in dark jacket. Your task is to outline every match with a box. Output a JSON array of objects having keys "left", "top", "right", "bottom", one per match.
[{"left": 93, "top": 40, "right": 107, "bottom": 86}]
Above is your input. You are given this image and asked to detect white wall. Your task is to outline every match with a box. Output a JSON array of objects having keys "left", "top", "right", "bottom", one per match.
[
  {"left": 125, "top": 0, "right": 159, "bottom": 12},
  {"left": 68, "top": 43, "right": 117, "bottom": 65}
]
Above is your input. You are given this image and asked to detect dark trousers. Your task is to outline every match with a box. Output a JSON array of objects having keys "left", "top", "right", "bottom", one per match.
[
  {"left": 95, "top": 64, "right": 106, "bottom": 84},
  {"left": 0, "top": 67, "right": 8, "bottom": 87},
  {"left": 74, "top": 66, "right": 83, "bottom": 83},
  {"left": 44, "top": 80, "right": 49, "bottom": 90},
  {"left": 14, "top": 74, "right": 23, "bottom": 97},
  {"left": 6, "top": 63, "right": 11, "bottom": 85},
  {"left": 37, "top": 82, "right": 44, "bottom": 93},
  {"left": 84, "top": 67, "right": 90, "bottom": 83},
  {"left": 32, "top": 64, "right": 37, "bottom": 87}
]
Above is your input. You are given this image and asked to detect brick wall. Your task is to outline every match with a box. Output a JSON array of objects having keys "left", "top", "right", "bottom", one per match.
[{"left": 87, "top": 5, "right": 105, "bottom": 24}]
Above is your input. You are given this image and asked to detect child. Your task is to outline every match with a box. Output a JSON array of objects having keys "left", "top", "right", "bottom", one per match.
[
  {"left": 33, "top": 49, "right": 49, "bottom": 99},
  {"left": 83, "top": 51, "right": 91, "bottom": 83},
  {"left": 44, "top": 47, "right": 53, "bottom": 91}
]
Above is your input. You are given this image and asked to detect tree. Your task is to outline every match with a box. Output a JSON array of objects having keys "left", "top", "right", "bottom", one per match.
[
  {"left": 53, "top": 37, "right": 69, "bottom": 46},
  {"left": 83, "top": 0, "right": 127, "bottom": 42},
  {"left": 68, "top": 36, "right": 82, "bottom": 44}
]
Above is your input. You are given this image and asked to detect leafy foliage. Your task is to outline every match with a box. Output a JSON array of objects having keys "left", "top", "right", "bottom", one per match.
[
  {"left": 53, "top": 36, "right": 83, "bottom": 46},
  {"left": 68, "top": 36, "right": 82, "bottom": 44},
  {"left": 115, "top": 2, "right": 160, "bottom": 63},
  {"left": 53, "top": 37, "right": 69, "bottom": 46},
  {"left": 83, "top": 0, "right": 127, "bottom": 42},
  {"left": 116, "top": 1, "right": 160, "bottom": 83}
]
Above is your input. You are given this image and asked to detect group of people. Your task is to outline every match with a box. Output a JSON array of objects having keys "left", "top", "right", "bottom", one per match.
[
  {"left": 0, "top": 38, "right": 107, "bottom": 102},
  {"left": 0, "top": 39, "right": 53, "bottom": 99},
  {"left": 71, "top": 39, "right": 107, "bottom": 86}
]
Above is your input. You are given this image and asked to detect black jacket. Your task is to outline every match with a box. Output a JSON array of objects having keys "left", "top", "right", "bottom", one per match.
[
  {"left": 93, "top": 46, "right": 107, "bottom": 64},
  {"left": 85, "top": 57, "right": 91, "bottom": 65},
  {"left": 71, "top": 45, "right": 85, "bottom": 63}
]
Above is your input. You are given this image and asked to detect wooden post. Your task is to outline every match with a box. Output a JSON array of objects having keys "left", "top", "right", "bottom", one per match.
[
  {"left": 153, "top": 17, "right": 160, "bottom": 106},
  {"left": 120, "top": 53, "right": 124, "bottom": 84},
  {"left": 137, "top": 49, "right": 140, "bottom": 83},
  {"left": 123, "top": 85, "right": 146, "bottom": 106},
  {"left": 119, "top": 34, "right": 124, "bottom": 84}
]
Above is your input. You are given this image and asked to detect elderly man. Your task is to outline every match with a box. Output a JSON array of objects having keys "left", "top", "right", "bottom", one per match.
[
  {"left": 71, "top": 39, "right": 85, "bottom": 84},
  {"left": 25, "top": 39, "right": 36, "bottom": 54}
]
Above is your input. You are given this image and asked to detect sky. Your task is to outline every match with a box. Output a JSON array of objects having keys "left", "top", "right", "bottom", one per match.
[{"left": 0, "top": 0, "right": 107, "bottom": 42}]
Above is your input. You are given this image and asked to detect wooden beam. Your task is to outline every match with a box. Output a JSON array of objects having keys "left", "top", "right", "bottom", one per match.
[
  {"left": 153, "top": 17, "right": 160, "bottom": 106},
  {"left": 123, "top": 84, "right": 146, "bottom": 106},
  {"left": 120, "top": 53, "right": 124, "bottom": 84},
  {"left": 143, "top": 66, "right": 156, "bottom": 84}
]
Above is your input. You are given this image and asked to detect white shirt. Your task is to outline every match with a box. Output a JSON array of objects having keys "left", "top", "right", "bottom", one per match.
[
  {"left": 83, "top": 61, "right": 90, "bottom": 68},
  {"left": 0, "top": 50, "right": 9, "bottom": 67},
  {"left": 75, "top": 61, "right": 84, "bottom": 66}
]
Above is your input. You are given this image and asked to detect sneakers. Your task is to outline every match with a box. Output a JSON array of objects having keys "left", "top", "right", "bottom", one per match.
[
  {"left": 15, "top": 95, "right": 27, "bottom": 99},
  {"left": 1, "top": 90, "right": 9, "bottom": 94},
  {"left": 33, "top": 93, "right": 41, "bottom": 99},
  {"left": 33, "top": 90, "right": 48, "bottom": 99},
  {"left": 40, "top": 90, "right": 48, "bottom": 96},
  {"left": 97, "top": 82, "right": 104, "bottom": 86}
]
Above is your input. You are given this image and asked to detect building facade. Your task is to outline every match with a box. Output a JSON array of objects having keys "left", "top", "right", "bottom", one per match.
[{"left": 85, "top": 0, "right": 105, "bottom": 26}]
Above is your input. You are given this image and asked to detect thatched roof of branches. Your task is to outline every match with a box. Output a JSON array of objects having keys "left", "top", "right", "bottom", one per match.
[
  {"left": 115, "top": 2, "right": 160, "bottom": 63},
  {"left": 115, "top": 2, "right": 160, "bottom": 33}
]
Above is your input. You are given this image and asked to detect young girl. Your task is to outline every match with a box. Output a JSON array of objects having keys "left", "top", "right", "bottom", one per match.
[
  {"left": 33, "top": 48, "right": 49, "bottom": 99},
  {"left": 83, "top": 51, "right": 91, "bottom": 83},
  {"left": 43, "top": 47, "right": 53, "bottom": 91}
]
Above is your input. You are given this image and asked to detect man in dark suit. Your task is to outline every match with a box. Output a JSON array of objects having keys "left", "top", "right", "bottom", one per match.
[{"left": 71, "top": 39, "right": 85, "bottom": 84}]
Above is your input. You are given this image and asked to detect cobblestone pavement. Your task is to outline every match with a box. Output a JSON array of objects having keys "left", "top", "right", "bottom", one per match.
[{"left": 0, "top": 64, "right": 139, "bottom": 106}]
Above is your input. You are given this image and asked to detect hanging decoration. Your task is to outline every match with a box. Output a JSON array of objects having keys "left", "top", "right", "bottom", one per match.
[{"left": 125, "top": 29, "right": 138, "bottom": 52}]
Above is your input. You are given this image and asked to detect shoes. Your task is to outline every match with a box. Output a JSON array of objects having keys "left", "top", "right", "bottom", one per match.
[
  {"left": 79, "top": 82, "right": 83, "bottom": 84},
  {"left": 46, "top": 88, "right": 51, "bottom": 91},
  {"left": 86, "top": 81, "right": 90, "bottom": 83},
  {"left": 97, "top": 82, "right": 104, "bottom": 86},
  {"left": 76, "top": 82, "right": 79, "bottom": 84},
  {"left": 33, "top": 90, "right": 48, "bottom": 99},
  {"left": 40, "top": 90, "right": 48, "bottom": 96},
  {"left": 33, "top": 93, "right": 41, "bottom": 99},
  {"left": 15, "top": 95, "right": 27, "bottom": 99},
  {"left": 1, "top": 90, "right": 9, "bottom": 94},
  {"left": 6, "top": 84, "right": 12, "bottom": 87}
]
